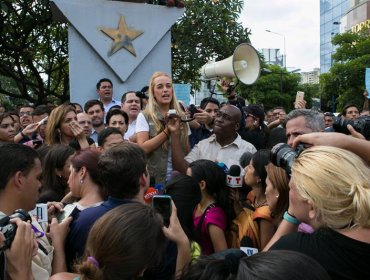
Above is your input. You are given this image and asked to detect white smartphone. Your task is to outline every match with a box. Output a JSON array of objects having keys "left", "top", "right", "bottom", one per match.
[
  {"left": 56, "top": 204, "right": 78, "bottom": 223},
  {"left": 295, "top": 91, "right": 305, "bottom": 103}
]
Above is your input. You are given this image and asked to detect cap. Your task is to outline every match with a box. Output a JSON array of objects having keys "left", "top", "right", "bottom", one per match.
[{"left": 243, "top": 105, "right": 265, "bottom": 124}]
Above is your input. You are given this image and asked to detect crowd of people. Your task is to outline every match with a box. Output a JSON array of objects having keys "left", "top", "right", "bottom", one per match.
[{"left": 0, "top": 73, "right": 369, "bottom": 280}]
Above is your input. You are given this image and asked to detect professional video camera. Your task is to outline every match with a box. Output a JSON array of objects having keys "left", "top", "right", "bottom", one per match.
[
  {"left": 271, "top": 143, "right": 305, "bottom": 176},
  {"left": 0, "top": 209, "right": 31, "bottom": 250},
  {"left": 332, "top": 116, "right": 370, "bottom": 140}
]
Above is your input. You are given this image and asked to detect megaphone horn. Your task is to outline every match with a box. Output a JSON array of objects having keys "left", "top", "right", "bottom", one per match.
[{"left": 200, "top": 43, "right": 261, "bottom": 85}]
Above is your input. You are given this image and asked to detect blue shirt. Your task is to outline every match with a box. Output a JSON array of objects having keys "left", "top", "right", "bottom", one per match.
[{"left": 65, "top": 197, "right": 134, "bottom": 269}]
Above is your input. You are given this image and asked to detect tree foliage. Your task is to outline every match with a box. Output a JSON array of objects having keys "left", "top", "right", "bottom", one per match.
[
  {"left": 1, "top": 0, "right": 250, "bottom": 105},
  {"left": 171, "top": 0, "right": 250, "bottom": 89},
  {"left": 320, "top": 30, "right": 370, "bottom": 112},
  {"left": 238, "top": 64, "right": 302, "bottom": 111},
  {"left": 0, "top": 0, "right": 69, "bottom": 106}
]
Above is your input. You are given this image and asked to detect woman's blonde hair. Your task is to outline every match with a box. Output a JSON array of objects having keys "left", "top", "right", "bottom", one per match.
[
  {"left": 292, "top": 146, "right": 370, "bottom": 229},
  {"left": 144, "top": 71, "right": 188, "bottom": 149},
  {"left": 45, "top": 103, "right": 76, "bottom": 145}
]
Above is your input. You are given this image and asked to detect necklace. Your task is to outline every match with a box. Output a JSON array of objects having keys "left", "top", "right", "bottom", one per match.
[{"left": 254, "top": 199, "right": 268, "bottom": 208}]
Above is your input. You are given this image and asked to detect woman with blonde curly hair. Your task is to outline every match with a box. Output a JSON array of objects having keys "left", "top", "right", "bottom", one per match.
[
  {"left": 45, "top": 103, "right": 90, "bottom": 149},
  {"left": 136, "top": 72, "right": 189, "bottom": 184},
  {"left": 265, "top": 146, "right": 370, "bottom": 280}
]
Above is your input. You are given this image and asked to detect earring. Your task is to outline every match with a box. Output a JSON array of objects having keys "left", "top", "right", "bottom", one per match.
[
  {"left": 275, "top": 195, "right": 279, "bottom": 199},
  {"left": 80, "top": 179, "right": 84, "bottom": 185}
]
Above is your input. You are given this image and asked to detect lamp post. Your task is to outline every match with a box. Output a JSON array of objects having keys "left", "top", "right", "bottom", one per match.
[{"left": 266, "top": 30, "right": 286, "bottom": 69}]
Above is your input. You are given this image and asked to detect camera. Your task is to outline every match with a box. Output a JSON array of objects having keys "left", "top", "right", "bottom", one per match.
[
  {"left": 0, "top": 209, "right": 31, "bottom": 250},
  {"left": 271, "top": 143, "right": 305, "bottom": 176},
  {"left": 332, "top": 116, "right": 370, "bottom": 140},
  {"left": 136, "top": 91, "right": 148, "bottom": 99},
  {"left": 188, "top": 104, "right": 200, "bottom": 118}
]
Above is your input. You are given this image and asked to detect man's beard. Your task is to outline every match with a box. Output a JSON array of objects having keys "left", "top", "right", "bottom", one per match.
[{"left": 92, "top": 118, "right": 103, "bottom": 127}]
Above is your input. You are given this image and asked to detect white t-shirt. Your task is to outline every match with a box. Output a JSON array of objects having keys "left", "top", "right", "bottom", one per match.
[{"left": 124, "top": 119, "right": 137, "bottom": 140}]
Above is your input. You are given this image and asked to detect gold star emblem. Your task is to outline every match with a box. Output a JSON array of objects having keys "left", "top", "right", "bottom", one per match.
[{"left": 100, "top": 15, "right": 143, "bottom": 57}]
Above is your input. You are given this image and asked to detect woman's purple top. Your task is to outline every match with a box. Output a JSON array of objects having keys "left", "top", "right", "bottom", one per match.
[{"left": 193, "top": 206, "right": 227, "bottom": 256}]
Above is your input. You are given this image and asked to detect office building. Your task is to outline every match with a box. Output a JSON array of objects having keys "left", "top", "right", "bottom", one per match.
[
  {"left": 320, "top": 0, "right": 349, "bottom": 74},
  {"left": 320, "top": 0, "right": 370, "bottom": 73},
  {"left": 301, "top": 68, "right": 320, "bottom": 84}
]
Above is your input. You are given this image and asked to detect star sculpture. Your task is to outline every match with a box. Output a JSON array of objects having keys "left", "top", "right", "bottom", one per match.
[{"left": 100, "top": 15, "right": 143, "bottom": 57}]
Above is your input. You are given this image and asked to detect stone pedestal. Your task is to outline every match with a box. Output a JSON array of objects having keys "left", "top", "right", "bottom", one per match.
[{"left": 51, "top": 0, "right": 184, "bottom": 105}]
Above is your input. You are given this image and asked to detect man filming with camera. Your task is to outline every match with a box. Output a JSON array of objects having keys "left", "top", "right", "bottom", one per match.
[{"left": 0, "top": 143, "right": 70, "bottom": 279}]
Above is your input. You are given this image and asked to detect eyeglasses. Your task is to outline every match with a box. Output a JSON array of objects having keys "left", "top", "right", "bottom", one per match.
[
  {"left": 19, "top": 112, "right": 32, "bottom": 117},
  {"left": 215, "top": 111, "right": 233, "bottom": 121}
]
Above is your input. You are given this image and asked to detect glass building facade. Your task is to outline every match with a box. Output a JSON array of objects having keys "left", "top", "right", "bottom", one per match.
[{"left": 320, "top": 0, "right": 349, "bottom": 73}]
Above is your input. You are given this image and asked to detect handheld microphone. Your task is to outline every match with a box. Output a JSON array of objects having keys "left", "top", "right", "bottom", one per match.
[
  {"left": 227, "top": 165, "right": 242, "bottom": 188},
  {"left": 217, "top": 162, "right": 229, "bottom": 174},
  {"left": 239, "top": 236, "right": 258, "bottom": 256},
  {"left": 144, "top": 187, "right": 159, "bottom": 204}
]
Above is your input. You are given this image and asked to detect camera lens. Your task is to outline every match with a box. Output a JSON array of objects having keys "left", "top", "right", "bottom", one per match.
[{"left": 271, "top": 143, "right": 297, "bottom": 176}]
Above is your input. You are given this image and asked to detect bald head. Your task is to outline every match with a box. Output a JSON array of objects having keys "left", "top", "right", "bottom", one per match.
[{"left": 223, "top": 105, "right": 241, "bottom": 123}]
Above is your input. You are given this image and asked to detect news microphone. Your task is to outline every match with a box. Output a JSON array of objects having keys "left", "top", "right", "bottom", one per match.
[
  {"left": 217, "top": 162, "right": 229, "bottom": 174},
  {"left": 144, "top": 187, "right": 159, "bottom": 204},
  {"left": 240, "top": 236, "right": 258, "bottom": 256},
  {"left": 227, "top": 165, "right": 242, "bottom": 188}
]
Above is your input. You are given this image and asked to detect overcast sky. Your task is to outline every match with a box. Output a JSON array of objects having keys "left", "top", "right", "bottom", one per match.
[{"left": 241, "top": 1, "right": 320, "bottom": 72}]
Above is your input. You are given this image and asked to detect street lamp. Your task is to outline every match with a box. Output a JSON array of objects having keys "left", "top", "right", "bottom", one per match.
[{"left": 266, "top": 30, "right": 286, "bottom": 69}]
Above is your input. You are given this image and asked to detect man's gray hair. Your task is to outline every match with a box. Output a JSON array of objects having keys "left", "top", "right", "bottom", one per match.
[{"left": 284, "top": 109, "right": 325, "bottom": 132}]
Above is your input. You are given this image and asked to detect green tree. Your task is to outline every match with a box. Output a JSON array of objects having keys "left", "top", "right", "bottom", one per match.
[
  {"left": 171, "top": 0, "right": 250, "bottom": 89},
  {"left": 239, "top": 64, "right": 301, "bottom": 111},
  {"left": 320, "top": 30, "right": 370, "bottom": 112},
  {"left": 0, "top": 0, "right": 69, "bottom": 105},
  {"left": 1, "top": 0, "right": 248, "bottom": 104}
]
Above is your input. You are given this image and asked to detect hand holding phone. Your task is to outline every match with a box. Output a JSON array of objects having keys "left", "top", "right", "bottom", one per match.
[
  {"left": 56, "top": 204, "right": 78, "bottom": 224},
  {"left": 295, "top": 91, "right": 306, "bottom": 109},
  {"left": 152, "top": 195, "right": 172, "bottom": 227}
]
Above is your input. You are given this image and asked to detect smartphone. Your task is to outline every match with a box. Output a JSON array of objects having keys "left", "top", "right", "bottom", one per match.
[
  {"left": 32, "top": 139, "right": 43, "bottom": 148},
  {"left": 57, "top": 204, "right": 78, "bottom": 223},
  {"left": 152, "top": 195, "right": 172, "bottom": 227},
  {"left": 295, "top": 91, "right": 305, "bottom": 103}
]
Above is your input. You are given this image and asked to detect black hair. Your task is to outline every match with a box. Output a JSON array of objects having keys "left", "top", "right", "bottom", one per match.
[
  {"left": 39, "top": 144, "right": 75, "bottom": 202},
  {"left": 121, "top": 91, "right": 137, "bottom": 103},
  {"left": 251, "top": 149, "right": 271, "bottom": 191},
  {"left": 188, "top": 160, "right": 233, "bottom": 226},
  {"left": 96, "top": 78, "right": 113, "bottom": 90},
  {"left": 0, "top": 143, "right": 39, "bottom": 190},
  {"left": 342, "top": 103, "right": 360, "bottom": 116},
  {"left": 105, "top": 108, "right": 129, "bottom": 126},
  {"left": 200, "top": 97, "right": 220, "bottom": 110},
  {"left": 97, "top": 127, "right": 122, "bottom": 147},
  {"left": 84, "top": 99, "right": 104, "bottom": 113},
  {"left": 97, "top": 142, "right": 147, "bottom": 199},
  {"left": 164, "top": 174, "right": 201, "bottom": 241},
  {"left": 32, "top": 105, "right": 52, "bottom": 116},
  {"left": 236, "top": 250, "right": 331, "bottom": 280}
]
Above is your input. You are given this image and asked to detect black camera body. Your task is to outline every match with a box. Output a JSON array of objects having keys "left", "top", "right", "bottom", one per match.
[
  {"left": 0, "top": 209, "right": 31, "bottom": 250},
  {"left": 333, "top": 116, "right": 370, "bottom": 140},
  {"left": 188, "top": 104, "right": 200, "bottom": 118},
  {"left": 271, "top": 143, "right": 305, "bottom": 176}
]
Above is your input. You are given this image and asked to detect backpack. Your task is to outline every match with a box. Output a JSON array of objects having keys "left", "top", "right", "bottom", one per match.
[{"left": 228, "top": 205, "right": 271, "bottom": 250}]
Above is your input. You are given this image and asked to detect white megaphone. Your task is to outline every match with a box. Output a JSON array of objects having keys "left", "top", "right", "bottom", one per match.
[{"left": 200, "top": 43, "right": 261, "bottom": 85}]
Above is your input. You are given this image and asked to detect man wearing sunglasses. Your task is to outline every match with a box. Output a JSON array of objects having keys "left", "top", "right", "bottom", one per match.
[{"left": 170, "top": 105, "right": 256, "bottom": 173}]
